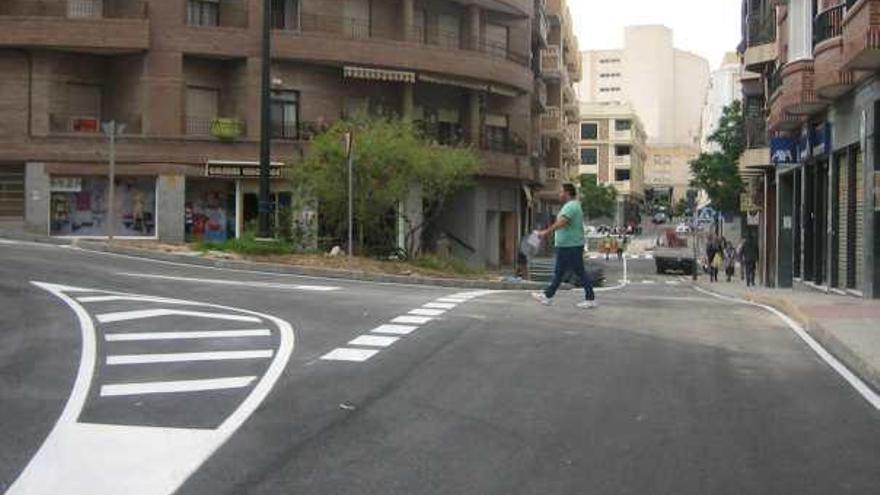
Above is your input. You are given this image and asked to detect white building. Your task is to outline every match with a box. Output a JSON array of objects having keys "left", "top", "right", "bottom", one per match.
[{"left": 701, "top": 52, "right": 743, "bottom": 152}]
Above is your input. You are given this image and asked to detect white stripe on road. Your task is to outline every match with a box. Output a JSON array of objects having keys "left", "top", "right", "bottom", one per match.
[
  {"left": 391, "top": 315, "right": 433, "bottom": 325},
  {"left": 78, "top": 295, "right": 191, "bottom": 304},
  {"left": 100, "top": 376, "right": 257, "bottom": 397},
  {"left": 423, "top": 302, "right": 457, "bottom": 309},
  {"left": 436, "top": 297, "right": 469, "bottom": 303},
  {"left": 348, "top": 335, "right": 399, "bottom": 347},
  {"left": 642, "top": 280, "right": 656, "bottom": 285},
  {"left": 97, "top": 309, "right": 261, "bottom": 324},
  {"left": 408, "top": 308, "right": 446, "bottom": 316},
  {"left": 665, "top": 281, "right": 681, "bottom": 286},
  {"left": 104, "top": 329, "right": 271, "bottom": 341},
  {"left": 107, "top": 350, "right": 273, "bottom": 365},
  {"left": 320, "top": 348, "right": 380, "bottom": 362},
  {"left": 370, "top": 324, "right": 419, "bottom": 335},
  {"left": 117, "top": 272, "right": 340, "bottom": 292}
]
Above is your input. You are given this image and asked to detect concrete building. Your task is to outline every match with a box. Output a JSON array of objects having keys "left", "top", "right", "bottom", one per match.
[
  {"left": 702, "top": 51, "right": 743, "bottom": 152},
  {"left": 0, "top": 0, "right": 551, "bottom": 268},
  {"left": 580, "top": 25, "right": 710, "bottom": 202},
  {"left": 577, "top": 101, "right": 646, "bottom": 226},
  {"left": 739, "top": 0, "right": 880, "bottom": 299}
]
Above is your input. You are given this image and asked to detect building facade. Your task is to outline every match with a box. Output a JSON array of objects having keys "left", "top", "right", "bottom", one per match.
[
  {"left": 580, "top": 25, "right": 710, "bottom": 203},
  {"left": 577, "top": 101, "right": 646, "bottom": 226},
  {"left": 739, "top": 0, "right": 880, "bottom": 299},
  {"left": 702, "top": 51, "right": 744, "bottom": 153},
  {"left": 0, "top": 0, "right": 551, "bottom": 267}
]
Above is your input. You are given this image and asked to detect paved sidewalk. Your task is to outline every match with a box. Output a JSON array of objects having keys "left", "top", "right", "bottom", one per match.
[{"left": 696, "top": 277, "right": 880, "bottom": 394}]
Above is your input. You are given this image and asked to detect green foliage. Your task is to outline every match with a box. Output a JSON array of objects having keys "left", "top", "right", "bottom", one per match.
[
  {"left": 673, "top": 198, "right": 689, "bottom": 218},
  {"left": 578, "top": 174, "right": 618, "bottom": 220},
  {"left": 197, "top": 233, "right": 293, "bottom": 256},
  {"left": 410, "top": 254, "right": 485, "bottom": 276},
  {"left": 690, "top": 101, "right": 745, "bottom": 214},
  {"left": 288, "top": 117, "right": 478, "bottom": 255}
]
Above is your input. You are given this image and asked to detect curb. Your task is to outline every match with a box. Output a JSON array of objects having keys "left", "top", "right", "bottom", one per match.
[
  {"left": 0, "top": 228, "right": 74, "bottom": 246},
  {"left": 696, "top": 282, "right": 880, "bottom": 394},
  {"left": 73, "top": 241, "right": 551, "bottom": 291}
]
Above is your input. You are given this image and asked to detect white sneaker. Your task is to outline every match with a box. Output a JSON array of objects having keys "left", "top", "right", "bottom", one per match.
[
  {"left": 576, "top": 301, "right": 598, "bottom": 309},
  {"left": 531, "top": 292, "right": 553, "bottom": 305}
]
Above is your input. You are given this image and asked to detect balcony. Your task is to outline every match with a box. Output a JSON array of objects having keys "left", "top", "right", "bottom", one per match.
[
  {"left": 744, "top": 8, "right": 777, "bottom": 70},
  {"left": 534, "top": 78, "right": 547, "bottom": 110},
  {"left": 48, "top": 113, "right": 142, "bottom": 136},
  {"left": 540, "top": 45, "right": 564, "bottom": 78},
  {"left": 541, "top": 107, "right": 563, "bottom": 136},
  {"left": 271, "top": 121, "right": 328, "bottom": 141},
  {"left": 842, "top": 0, "right": 880, "bottom": 70},
  {"left": 778, "top": 60, "right": 826, "bottom": 115},
  {"left": 186, "top": 117, "right": 246, "bottom": 141},
  {"left": 745, "top": 116, "right": 768, "bottom": 149},
  {"left": 613, "top": 155, "right": 632, "bottom": 168},
  {"left": 814, "top": 4, "right": 856, "bottom": 99},
  {"left": 0, "top": 0, "right": 149, "bottom": 52},
  {"left": 533, "top": 2, "right": 549, "bottom": 48}
]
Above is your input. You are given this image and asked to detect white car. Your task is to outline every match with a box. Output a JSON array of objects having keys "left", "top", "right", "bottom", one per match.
[{"left": 675, "top": 223, "right": 691, "bottom": 234}]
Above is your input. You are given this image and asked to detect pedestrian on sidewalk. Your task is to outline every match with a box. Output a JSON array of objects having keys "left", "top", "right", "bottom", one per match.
[
  {"left": 724, "top": 243, "right": 736, "bottom": 282},
  {"left": 742, "top": 236, "right": 758, "bottom": 287},
  {"left": 532, "top": 183, "right": 596, "bottom": 309},
  {"left": 711, "top": 250, "right": 723, "bottom": 282},
  {"left": 706, "top": 235, "right": 719, "bottom": 282}
]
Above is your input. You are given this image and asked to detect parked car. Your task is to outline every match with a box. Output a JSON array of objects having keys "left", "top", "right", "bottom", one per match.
[
  {"left": 652, "top": 212, "right": 668, "bottom": 224},
  {"left": 675, "top": 223, "right": 691, "bottom": 234}
]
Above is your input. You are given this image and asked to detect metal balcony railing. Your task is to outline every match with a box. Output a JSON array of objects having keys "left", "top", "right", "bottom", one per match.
[
  {"left": 480, "top": 132, "right": 529, "bottom": 155},
  {"left": 294, "top": 13, "right": 531, "bottom": 67},
  {"left": 767, "top": 65, "right": 783, "bottom": 97},
  {"left": 814, "top": 4, "right": 846, "bottom": 46},
  {"left": 271, "top": 121, "right": 328, "bottom": 141},
  {"left": 747, "top": 8, "right": 776, "bottom": 47},
  {"left": 49, "top": 114, "right": 142, "bottom": 135},
  {"left": 540, "top": 45, "right": 563, "bottom": 74},
  {"left": 0, "top": 0, "right": 148, "bottom": 19},
  {"left": 745, "top": 116, "right": 768, "bottom": 148},
  {"left": 186, "top": 117, "right": 245, "bottom": 140}
]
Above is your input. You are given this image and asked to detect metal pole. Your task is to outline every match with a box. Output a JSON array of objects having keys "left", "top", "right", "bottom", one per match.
[
  {"left": 347, "top": 134, "right": 354, "bottom": 257},
  {"left": 257, "top": 0, "right": 273, "bottom": 239},
  {"left": 108, "top": 121, "right": 116, "bottom": 242}
]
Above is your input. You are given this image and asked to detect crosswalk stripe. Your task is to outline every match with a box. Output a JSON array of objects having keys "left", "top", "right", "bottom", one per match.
[
  {"left": 370, "top": 324, "right": 419, "bottom": 335},
  {"left": 348, "top": 335, "right": 399, "bottom": 347},
  {"left": 106, "top": 350, "right": 273, "bottom": 365},
  {"left": 320, "top": 348, "right": 380, "bottom": 362},
  {"left": 423, "top": 302, "right": 457, "bottom": 309},
  {"left": 97, "top": 309, "right": 260, "bottom": 324},
  {"left": 642, "top": 280, "right": 656, "bottom": 284},
  {"left": 104, "top": 329, "right": 271, "bottom": 341},
  {"left": 100, "top": 376, "right": 257, "bottom": 397},
  {"left": 392, "top": 315, "right": 433, "bottom": 325},
  {"left": 409, "top": 308, "right": 446, "bottom": 316}
]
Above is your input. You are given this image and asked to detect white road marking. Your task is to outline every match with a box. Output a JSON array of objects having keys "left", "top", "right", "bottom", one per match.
[
  {"left": 642, "top": 280, "right": 657, "bottom": 285},
  {"left": 9, "top": 282, "right": 296, "bottom": 495},
  {"left": 693, "top": 285, "right": 880, "bottom": 412},
  {"left": 665, "top": 281, "right": 681, "bottom": 285},
  {"left": 78, "top": 295, "right": 193, "bottom": 304},
  {"left": 370, "top": 324, "right": 419, "bottom": 335},
  {"left": 408, "top": 308, "right": 446, "bottom": 316},
  {"left": 107, "top": 350, "right": 274, "bottom": 365},
  {"left": 104, "top": 329, "right": 271, "bottom": 341},
  {"left": 118, "top": 272, "right": 340, "bottom": 291},
  {"left": 320, "top": 348, "right": 380, "bottom": 362},
  {"left": 437, "top": 297, "right": 469, "bottom": 303},
  {"left": 423, "top": 302, "right": 457, "bottom": 309},
  {"left": 97, "top": 309, "right": 261, "bottom": 324},
  {"left": 100, "top": 377, "right": 257, "bottom": 397},
  {"left": 392, "top": 315, "right": 433, "bottom": 325},
  {"left": 348, "top": 335, "right": 399, "bottom": 347}
]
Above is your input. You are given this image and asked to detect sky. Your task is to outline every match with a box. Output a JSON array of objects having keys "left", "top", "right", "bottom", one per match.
[{"left": 568, "top": 0, "right": 742, "bottom": 70}]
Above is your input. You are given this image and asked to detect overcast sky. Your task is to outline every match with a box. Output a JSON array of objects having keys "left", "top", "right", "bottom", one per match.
[{"left": 568, "top": 0, "right": 742, "bottom": 70}]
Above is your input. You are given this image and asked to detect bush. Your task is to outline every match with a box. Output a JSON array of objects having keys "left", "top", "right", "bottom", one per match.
[
  {"left": 410, "top": 254, "right": 484, "bottom": 276},
  {"left": 197, "top": 234, "right": 293, "bottom": 256}
]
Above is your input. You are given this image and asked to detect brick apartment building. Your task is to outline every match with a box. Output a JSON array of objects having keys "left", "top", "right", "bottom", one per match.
[
  {"left": 0, "top": 0, "right": 580, "bottom": 267},
  {"left": 739, "top": 0, "right": 879, "bottom": 298}
]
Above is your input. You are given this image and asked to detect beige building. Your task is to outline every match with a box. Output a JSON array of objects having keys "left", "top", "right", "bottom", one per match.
[
  {"left": 577, "top": 101, "right": 646, "bottom": 225},
  {"left": 580, "top": 25, "right": 710, "bottom": 201}
]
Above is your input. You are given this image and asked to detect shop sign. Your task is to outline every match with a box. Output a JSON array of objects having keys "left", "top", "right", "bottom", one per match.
[
  {"left": 811, "top": 122, "right": 831, "bottom": 157},
  {"left": 205, "top": 161, "right": 284, "bottom": 179},
  {"left": 771, "top": 137, "right": 797, "bottom": 166},
  {"left": 747, "top": 211, "right": 761, "bottom": 226},
  {"left": 798, "top": 125, "right": 811, "bottom": 162},
  {"left": 50, "top": 177, "right": 82, "bottom": 192}
]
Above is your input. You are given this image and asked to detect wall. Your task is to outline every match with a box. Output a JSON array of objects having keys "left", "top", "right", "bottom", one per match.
[
  {"left": 673, "top": 50, "right": 711, "bottom": 148},
  {"left": 0, "top": 50, "right": 29, "bottom": 139},
  {"left": 623, "top": 25, "right": 675, "bottom": 143},
  {"left": 157, "top": 174, "right": 185, "bottom": 242}
]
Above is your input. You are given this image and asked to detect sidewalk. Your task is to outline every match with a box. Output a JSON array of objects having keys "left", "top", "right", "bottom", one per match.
[{"left": 696, "top": 276, "right": 880, "bottom": 394}]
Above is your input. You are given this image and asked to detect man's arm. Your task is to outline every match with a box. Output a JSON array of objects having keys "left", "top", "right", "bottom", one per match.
[{"left": 538, "top": 215, "right": 570, "bottom": 238}]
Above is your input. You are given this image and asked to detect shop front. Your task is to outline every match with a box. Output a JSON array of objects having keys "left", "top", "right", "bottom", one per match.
[{"left": 48, "top": 175, "right": 157, "bottom": 238}]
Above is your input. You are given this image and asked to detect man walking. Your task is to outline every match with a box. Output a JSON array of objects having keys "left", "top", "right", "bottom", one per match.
[
  {"left": 532, "top": 183, "right": 596, "bottom": 309},
  {"left": 742, "top": 236, "right": 759, "bottom": 287}
]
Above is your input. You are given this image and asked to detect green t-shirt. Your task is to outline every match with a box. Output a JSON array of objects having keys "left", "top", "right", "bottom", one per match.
[{"left": 555, "top": 200, "right": 585, "bottom": 247}]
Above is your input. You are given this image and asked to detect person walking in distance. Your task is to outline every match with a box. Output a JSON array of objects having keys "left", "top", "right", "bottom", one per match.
[
  {"left": 724, "top": 242, "right": 737, "bottom": 282},
  {"left": 742, "top": 236, "right": 759, "bottom": 287},
  {"left": 532, "top": 183, "right": 596, "bottom": 309}
]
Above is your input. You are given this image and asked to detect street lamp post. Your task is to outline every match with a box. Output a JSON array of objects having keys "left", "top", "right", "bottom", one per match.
[
  {"left": 101, "top": 120, "right": 126, "bottom": 241},
  {"left": 257, "top": 0, "right": 273, "bottom": 239}
]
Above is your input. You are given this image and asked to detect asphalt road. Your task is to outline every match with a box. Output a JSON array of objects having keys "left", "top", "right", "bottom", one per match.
[{"left": 1, "top": 240, "right": 878, "bottom": 495}]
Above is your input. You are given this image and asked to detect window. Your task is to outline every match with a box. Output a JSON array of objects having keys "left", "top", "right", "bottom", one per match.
[
  {"left": 485, "top": 24, "right": 509, "bottom": 57},
  {"left": 65, "top": 83, "right": 102, "bottom": 132},
  {"left": 580, "top": 148, "right": 598, "bottom": 165},
  {"left": 67, "top": 0, "right": 102, "bottom": 18},
  {"left": 271, "top": 90, "right": 299, "bottom": 139},
  {"left": 271, "top": 0, "right": 299, "bottom": 30},
  {"left": 188, "top": 0, "right": 219, "bottom": 27},
  {"left": 186, "top": 87, "right": 219, "bottom": 135},
  {"left": 484, "top": 114, "right": 509, "bottom": 152},
  {"left": 437, "top": 14, "right": 461, "bottom": 49},
  {"left": 547, "top": 168, "right": 561, "bottom": 180},
  {"left": 615, "top": 145, "right": 631, "bottom": 156},
  {"left": 615, "top": 169, "right": 631, "bottom": 181},
  {"left": 581, "top": 122, "right": 597, "bottom": 140},
  {"left": 50, "top": 176, "right": 157, "bottom": 237},
  {"left": 615, "top": 119, "right": 632, "bottom": 131}
]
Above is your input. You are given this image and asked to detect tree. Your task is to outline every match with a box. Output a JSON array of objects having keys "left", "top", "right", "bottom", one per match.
[
  {"left": 673, "top": 198, "right": 689, "bottom": 218},
  {"left": 288, "top": 117, "right": 478, "bottom": 257},
  {"left": 578, "top": 175, "right": 617, "bottom": 221},
  {"left": 690, "top": 101, "right": 745, "bottom": 214}
]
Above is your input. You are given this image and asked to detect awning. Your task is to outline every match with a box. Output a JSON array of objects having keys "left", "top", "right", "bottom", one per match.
[
  {"left": 344, "top": 66, "right": 415, "bottom": 83},
  {"left": 419, "top": 74, "right": 488, "bottom": 91}
]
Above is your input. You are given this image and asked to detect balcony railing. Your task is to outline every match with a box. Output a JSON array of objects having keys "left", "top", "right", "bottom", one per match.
[
  {"left": 747, "top": 8, "right": 776, "bottom": 46},
  {"left": 49, "top": 114, "right": 142, "bottom": 135},
  {"left": 186, "top": 117, "right": 245, "bottom": 140},
  {"left": 294, "top": 13, "right": 531, "bottom": 67},
  {"left": 745, "top": 116, "right": 768, "bottom": 148},
  {"left": 480, "top": 132, "right": 529, "bottom": 155},
  {"left": 1, "top": 0, "right": 148, "bottom": 19},
  {"left": 540, "top": 45, "right": 563, "bottom": 74},
  {"left": 541, "top": 106, "right": 563, "bottom": 133},
  {"left": 814, "top": 4, "right": 846, "bottom": 46},
  {"left": 271, "top": 121, "right": 329, "bottom": 141},
  {"left": 768, "top": 65, "right": 784, "bottom": 97}
]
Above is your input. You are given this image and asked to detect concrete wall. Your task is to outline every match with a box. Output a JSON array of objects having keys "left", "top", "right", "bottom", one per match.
[
  {"left": 157, "top": 174, "right": 185, "bottom": 243},
  {"left": 24, "top": 162, "right": 49, "bottom": 234},
  {"left": 439, "top": 178, "right": 520, "bottom": 266},
  {"left": 673, "top": 50, "right": 711, "bottom": 148}
]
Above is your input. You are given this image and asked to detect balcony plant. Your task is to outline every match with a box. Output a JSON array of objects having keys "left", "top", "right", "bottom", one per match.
[{"left": 210, "top": 118, "right": 243, "bottom": 141}]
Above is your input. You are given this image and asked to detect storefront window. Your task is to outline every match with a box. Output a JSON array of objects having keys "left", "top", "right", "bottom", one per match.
[
  {"left": 186, "top": 180, "right": 236, "bottom": 242},
  {"left": 50, "top": 176, "right": 156, "bottom": 237}
]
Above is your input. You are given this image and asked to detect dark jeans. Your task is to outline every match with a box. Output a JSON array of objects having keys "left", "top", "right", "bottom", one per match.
[
  {"left": 744, "top": 261, "right": 757, "bottom": 286},
  {"left": 545, "top": 246, "right": 595, "bottom": 301}
]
